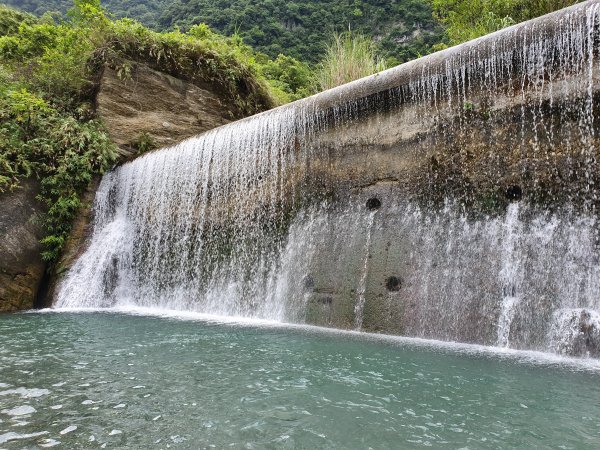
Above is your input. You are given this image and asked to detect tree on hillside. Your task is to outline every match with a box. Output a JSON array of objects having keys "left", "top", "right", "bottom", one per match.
[{"left": 431, "top": 0, "right": 582, "bottom": 45}]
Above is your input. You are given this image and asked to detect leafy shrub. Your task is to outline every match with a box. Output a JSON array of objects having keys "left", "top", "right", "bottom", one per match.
[
  {"left": 431, "top": 0, "right": 582, "bottom": 45},
  {"left": 0, "top": 4, "right": 37, "bottom": 35},
  {"left": 131, "top": 131, "right": 156, "bottom": 154},
  {"left": 258, "top": 54, "right": 313, "bottom": 102},
  {"left": 0, "top": 82, "right": 118, "bottom": 261}
]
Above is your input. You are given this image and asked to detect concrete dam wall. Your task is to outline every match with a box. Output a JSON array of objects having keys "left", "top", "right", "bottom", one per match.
[{"left": 56, "top": 1, "right": 600, "bottom": 357}]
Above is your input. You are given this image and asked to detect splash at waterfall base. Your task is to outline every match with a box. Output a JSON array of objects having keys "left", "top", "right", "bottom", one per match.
[{"left": 56, "top": 1, "right": 600, "bottom": 358}]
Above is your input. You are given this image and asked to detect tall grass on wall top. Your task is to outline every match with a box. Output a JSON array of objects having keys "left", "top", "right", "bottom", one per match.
[{"left": 314, "top": 31, "right": 387, "bottom": 92}]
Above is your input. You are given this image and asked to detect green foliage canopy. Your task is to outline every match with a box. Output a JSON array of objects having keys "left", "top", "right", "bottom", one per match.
[
  {"left": 6, "top": 0, "right": 444, "bottom": 66},
  {"left": 158, "top": 0, "right": 444, "bottom": 66},
  {"left": 431, "top": 0, "right": 582, "bottom": 45}
]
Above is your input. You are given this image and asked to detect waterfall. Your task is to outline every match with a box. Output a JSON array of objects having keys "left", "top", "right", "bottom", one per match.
[
  {"left": 496, "top": 203, "right": 524, "bottom": 347},
  {"left": 354, "top": 210, "right": 377, "bottom": 331},
  {"left": 56, "top": 1, "right": 600, "bottom": 356}
]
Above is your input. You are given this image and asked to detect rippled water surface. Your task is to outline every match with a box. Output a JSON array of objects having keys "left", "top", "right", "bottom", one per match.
[{"left": 1, "top": 311, "right": 600, "bottom": 449}]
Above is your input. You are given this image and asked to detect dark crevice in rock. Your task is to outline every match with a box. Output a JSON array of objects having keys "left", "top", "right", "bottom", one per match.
[{"left": 34, "top": 269, "right": 52, "bottom": 309}]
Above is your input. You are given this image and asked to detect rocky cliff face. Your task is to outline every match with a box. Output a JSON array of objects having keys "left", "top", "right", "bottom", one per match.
[
  {"left": 0, "top": 180, "right": 46, "bottom": 312},
  {"left": 96, "top": 62, "right": 236, "bottom": 158}
]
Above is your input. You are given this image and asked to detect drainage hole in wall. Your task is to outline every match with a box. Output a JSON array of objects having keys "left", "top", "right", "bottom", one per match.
[
  {"left": 505, "top": 185, "right": 523, "bottom": 201},
  {"left": 386, "top": 276, "right": 402, "bottom": 292},
  {"left": 303, "top": 275, "right": 315, "bottom": 291},
  {"left": 366, "top": 197, "right": 382, "bottom": 210}
]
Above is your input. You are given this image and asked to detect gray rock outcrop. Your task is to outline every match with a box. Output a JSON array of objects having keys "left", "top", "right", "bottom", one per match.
[{"left": 0, "top": 180, "right": 46, "bottom": 312}]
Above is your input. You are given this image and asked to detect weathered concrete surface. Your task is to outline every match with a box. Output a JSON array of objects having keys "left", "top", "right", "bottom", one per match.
[
  {"left": 301, "top": 92, "right": 600, "bottom": 340},
  {"left": 291, "top": 1, "right": 600, "bottom": 340},
  {"left": 0, "top": 180, "right": 46, "bottom": 312},
  {"left": 96, "top": 62, "right": 234, "bottom": 158}
]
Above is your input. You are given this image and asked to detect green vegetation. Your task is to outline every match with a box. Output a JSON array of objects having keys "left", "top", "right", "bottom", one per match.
[
  {"left": 7, "top": 0, "right": 584, "bottom": 67},
  {"left": 431, "top": 0, "right": 582, "bottom": 45},
  {"left": 315, "top": 32, "right": 387, "bottom": 91},
  {"left": 4, "top": 0, "right": 71, "bottom": 16},
  {"left": 0, "top": 84, "right": 117, "bottom": 261},
  {"left": 131, "top": 131, "right": 156, "bottom": 154},
  {"left": 7, "top": 0, "right": 444, "bottom": 66},
  {"left": 157, "top": 0, "right": 443, "bottom": 66},
  {"left": 5, "top": 0, "right": 167, "bottom": 26},
  {"left": 0, "top": 1, "right": 35, "bottom": 33},
  {"left": 0, "top": 2, "right": 117, "bottom": 261},
  {"left": 89, "top": 20, "right": 277, "bottom": 114}
]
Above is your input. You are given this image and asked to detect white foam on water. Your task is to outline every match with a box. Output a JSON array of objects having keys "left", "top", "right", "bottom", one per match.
[
  {"left": 0, "top": 388, "right": 50, "bottom": 399},
  {"left": 39, "top": 438, "right": 61, "bottom": 448},
  {"left": 59, "top": 426, "right": 77, "bottom": 435},
  {"left": 46, "top": 306, "right": 282, "bottom": 327},
  {"left": 0, "top": 431, "right": 48, "bottom": 444},
  {"left": 11, "top": 420, "right": 30, "bottom": 427},
  {"left": 45, "top": 307, "right": 600, "bottom": 372},
  {"left": 1, "top": 406, "right": 36, "bottom": 416}
]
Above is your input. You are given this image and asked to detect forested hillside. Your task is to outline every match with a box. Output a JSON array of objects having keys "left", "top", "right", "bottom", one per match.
[
  {"left": 157, "top": 0, "right": 443, "bottom": 64},
  {"left": 5, "top": 0, "right": 444, "bottom": 65},
  {"left": 431, "top": 0, "right": 582, "bottom": 45},
  {"left": 4, "top": 0, "right": 166, "bottom": 27}
]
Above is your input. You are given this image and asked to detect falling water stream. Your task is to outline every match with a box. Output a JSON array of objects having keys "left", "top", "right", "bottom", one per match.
[
  {"left": 496, "top": 203, "right": 523, "bottom": 347},
  {"left": 353, "top": 211, "right": 377, "bottom": 331}
]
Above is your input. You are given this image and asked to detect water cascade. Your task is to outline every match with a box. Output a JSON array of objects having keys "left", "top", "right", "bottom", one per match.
[
  {"left": 496, "top": 202, "right": 524, "bottom": 347},
  {"left": 57, "top": 1, "right": 600, "bottom": 357},
  {"left": 353, "top": 209, "right": 378, "bottom": 331}
]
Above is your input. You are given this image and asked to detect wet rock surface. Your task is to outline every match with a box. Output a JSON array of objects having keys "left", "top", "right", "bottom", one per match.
[
  {"left": 0, "top": 180, "right": 46, "bottom": 312},
  {"left": 550, "top": 309, "right": 600, "bottom": 357}
]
